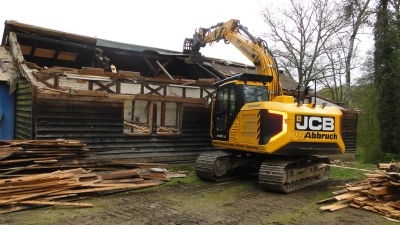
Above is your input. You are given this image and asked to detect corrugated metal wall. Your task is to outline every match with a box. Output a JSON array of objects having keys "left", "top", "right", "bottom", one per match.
[
  {"left": 35, "top": 97, "right": 215, "bottom": 163},
  {"left": 0, "top": 82, "right": 15, "bottom": 139},
  {"left": 14, "top": 78, "right": 33, "bottom": 140}
]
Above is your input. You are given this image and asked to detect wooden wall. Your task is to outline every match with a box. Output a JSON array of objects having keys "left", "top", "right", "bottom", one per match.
[
  {"left": 35, "top": 95, "right": 215, "bottom": 164},
  {"left": 342, "top": 111, "right": 358, "bottom": 153},
  {"left": 14, "top": 78, "right": 33, "bottom": 139}
]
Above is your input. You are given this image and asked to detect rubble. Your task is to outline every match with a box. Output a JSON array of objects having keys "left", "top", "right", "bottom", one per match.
[
  {"left": 0, "top": 140, "right": 186, "bottom": 214},
  {"left": 317, "top": 163, "right": 400, "bottom": 221}
]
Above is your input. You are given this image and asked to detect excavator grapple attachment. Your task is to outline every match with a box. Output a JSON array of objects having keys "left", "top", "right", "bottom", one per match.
[
  {"left": 183, "top": 38, "right": 205, "bottom": 64},
  {"left": 183, "top": 38, "right": 194, "bottom": 54}
]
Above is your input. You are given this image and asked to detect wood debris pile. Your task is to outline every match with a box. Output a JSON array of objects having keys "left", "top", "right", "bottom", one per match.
[
  {"left": 317, "top": 163, "right": 400, "bottom": 220},
  {"left": 157, "top": 126, "right": 180, "bottom": 134},
  {"left": 0, "top": 140, "right": 186, "bottom": 214},
  {"left": 124, "top": 121, "right": 150, "bottom": 133},
  {"left": 0, "top": 140, "right": 95, "bottom": 171}
]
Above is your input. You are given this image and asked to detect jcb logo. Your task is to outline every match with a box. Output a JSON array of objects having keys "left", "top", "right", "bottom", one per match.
[{"left": 295, "top": 115, "right": 334, "bottom": 131}]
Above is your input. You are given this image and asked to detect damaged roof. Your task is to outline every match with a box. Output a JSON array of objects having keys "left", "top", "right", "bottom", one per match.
[
  {"left": 0, "top": 46, "right": 16, "bottom": 82},
  {"left": 1, "top": 20, "right": 300, "bottom": 90}
]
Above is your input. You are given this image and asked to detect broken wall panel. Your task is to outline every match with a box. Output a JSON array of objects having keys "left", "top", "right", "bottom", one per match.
[
  {"left": 57, "top": 77, "right": 89, "bottom": 91},
  {"left": 120, "top": 83, "right": 143, "bottom": 95}
]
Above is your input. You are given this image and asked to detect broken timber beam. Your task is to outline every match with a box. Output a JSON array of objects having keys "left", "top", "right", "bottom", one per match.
[{"left": 156, "top": 60, "right": 174, "bottom": 80}]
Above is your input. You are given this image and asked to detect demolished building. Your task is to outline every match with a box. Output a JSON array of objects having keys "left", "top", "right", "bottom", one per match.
[{"left": 0, "top": 20, "right": 357, "bottom": 163}]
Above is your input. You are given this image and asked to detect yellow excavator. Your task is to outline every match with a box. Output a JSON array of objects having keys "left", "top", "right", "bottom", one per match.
[{"left": 183, "top": 19, "right": 345, "bottom": 193}]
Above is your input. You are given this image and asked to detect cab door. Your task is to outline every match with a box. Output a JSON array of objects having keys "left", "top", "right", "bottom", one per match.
[{"left": 212, "top": 85, "right": 237, "bottom": 140}]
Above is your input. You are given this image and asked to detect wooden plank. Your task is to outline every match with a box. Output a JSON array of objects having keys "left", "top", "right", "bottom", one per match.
[
  {"left": 362, "top": 205, "right": 379, "bottom": 212},
  {"left": 0, "top": 180, "right": 74, "bottom": 192},
  {"left": 166, "top": 172, "right": 186, "bottom": 178},
  {"left": 135, "top": 94, "right": 205, "bottom": 104},
  {"left": 141, "top": 176, "right": 170, "bottom": 181},
  {"left": 0, "top": 172, "right": 73, "bottom": 184},
  {"left": 97, "top": 169, "right": 140, "bottom": 180},
  {"left": 315, "top": 197, "right": 336, "bottom": 204},
  {"left": 52, "top": 182, "right": 160, "bottom": 195},
  {"left": 18, "top": 200, "right": 92, "bottom": 207},
  {"left": 79, "top": 67, "right": 104, "bottom": 76},
  {"left": 377, "top": 163, "right": 392, "bottom": 170},
  {"left": 350, "top": 203, "right": 362, "bottom": 209},
  {"left": 76, "top": 89, "right": 107, "bottom": 97},
  {"left": 365, "top": 173, "right": 387, "bottom": 179},
  {"left": 0, "top": 157, "right": 58, "bottom": 165},
  {"left": 119, "top": 70, "right": 140, "bottom": 78},
  {"left": 320, "top": 202, "right": 349, "bottom": 211},
  {"left": 37, "top": 91, "right": 125, "bottom": 103},
  {"left": 354, "top": 196, "right": 370, "bottom": 202},
  {"left": 98, "top": 178, "right": 144, "bottom": 183},
  {"left": 335, "top": 192, "right": 358, "bottom": 201},
  {"left": 0, "top": 187, "right": 71, "bottom": 204},
  {"left": 346, "top": 185, "right": 371, "bottom": 191},
  {"left": 0, "top": 177, "right": 61, "bottom": 187},
  {"left": 41, "top": 194, "right": 77, "bottom": 200},
  {"left": 34, "top": 159, "right": 58, "bottom": 164},
  {"left": 332, "top": 189, "right": 349, "bottom": 195},
  {"left": 369, "top": 186, "right": 400, "bottom": 196}
]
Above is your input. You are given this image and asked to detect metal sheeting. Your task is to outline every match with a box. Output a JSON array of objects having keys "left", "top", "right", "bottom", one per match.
[
  {"left": 15, "top": 78, "right": 33, "bottom": 140},
  {"left": 0, "top": 82, "right": 15, "bottom": 139},
  {"left": 96, "top": 38, "right": 183, "bottom": 56},
  {"left": 3, "top": 20, "right": 97, "bottom": 46},
  {"left": 35, "top": 98, "right": 216, "bottom": 164}
]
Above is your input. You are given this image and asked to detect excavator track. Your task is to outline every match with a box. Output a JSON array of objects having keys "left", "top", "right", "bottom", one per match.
[
  {"left": 195, "top": 150, "right": 260, "bottom": 181},
  {"left": 259, "top": 156, "right": 330, "bottom": 193},
  {"left": 196, "top": 151, "right": 330, "bottom": 193}
]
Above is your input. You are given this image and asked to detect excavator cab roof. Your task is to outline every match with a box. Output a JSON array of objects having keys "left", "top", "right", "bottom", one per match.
[{"left": 213, "top": 73, "right": 274, "bottom": 88}]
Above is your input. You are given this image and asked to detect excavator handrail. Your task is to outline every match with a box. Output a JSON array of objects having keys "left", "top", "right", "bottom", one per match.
[{"left": 213, "top": 73, "right": 273, "bottom": 88}]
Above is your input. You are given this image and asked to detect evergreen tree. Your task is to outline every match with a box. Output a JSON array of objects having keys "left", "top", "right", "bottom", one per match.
[{"left": 374, "top": 0, "right": 400, "bottom": 155}]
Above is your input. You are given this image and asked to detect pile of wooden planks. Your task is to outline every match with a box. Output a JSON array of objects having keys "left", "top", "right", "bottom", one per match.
[
  {"left": 0, "top": 140, "right": 95, "bottom": 175},
  {"left": 0, "top": 140, "right": 186, "bottom": 214},
  {"left": 0, "top": 167, "right": 179, "bottom": 214},
  {"left": 317, "top": 163, "right": 400, "bottom": 220}
]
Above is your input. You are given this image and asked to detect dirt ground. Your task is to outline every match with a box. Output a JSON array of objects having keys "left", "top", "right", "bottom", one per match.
[{"left": 0, "top": 175, "right": 396, "bottom": 225}]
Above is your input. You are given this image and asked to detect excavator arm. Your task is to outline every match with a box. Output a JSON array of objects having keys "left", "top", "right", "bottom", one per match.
[{"left": 183, "top": 19, "right": 282, "bottom": 99}]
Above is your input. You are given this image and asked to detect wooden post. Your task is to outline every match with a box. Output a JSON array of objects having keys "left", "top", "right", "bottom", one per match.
[
  {"left": 54, "top": 75, "right": 59, "bottom": 89},
  {"left": 88, "top": 81, "right": 93, "bottom": 90},
  {"left": 116, "top": 80, "right": 121, "bottom": 94},
  {"left": 161, "top": 102, "right": 166, "bottom": 126}
]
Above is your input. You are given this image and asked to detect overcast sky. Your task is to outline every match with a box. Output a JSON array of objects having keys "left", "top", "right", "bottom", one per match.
[{"left": 0, "top": 0, "right": 276, "bottom": 65}]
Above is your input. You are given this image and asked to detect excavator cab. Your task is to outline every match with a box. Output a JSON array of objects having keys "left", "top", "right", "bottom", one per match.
[{"left": 211, "top": 73, "right": 273, "bottom": 141}]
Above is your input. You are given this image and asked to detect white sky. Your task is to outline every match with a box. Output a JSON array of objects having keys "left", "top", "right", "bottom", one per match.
[{"left": 0, "top": 0, "right": 272, "bottom": 65}]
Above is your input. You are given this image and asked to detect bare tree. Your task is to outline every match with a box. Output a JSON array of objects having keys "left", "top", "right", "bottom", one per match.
[
  {"left": 261, "top": 0, "right": 372, "bottom": 104},
  {"left": 261, "top": 0, "right": 347, "bottom": 86},
  {"left": 318, "top": 31, "right": 361, "bottom": 102}
]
